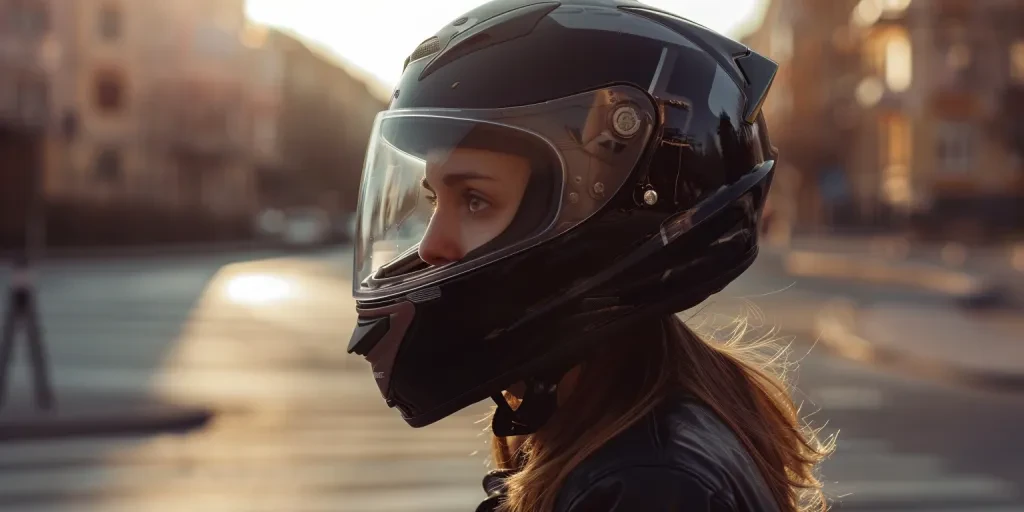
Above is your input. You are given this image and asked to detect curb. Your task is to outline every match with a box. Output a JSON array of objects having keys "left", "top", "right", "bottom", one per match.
[
  {"left": 782, "top": 250, "right": 1006, "bottom": 304},
  {"left": 814, "top": 299, "right": 1024, "bottom": 393},
  {"left": 0, "top": 241, "right": 272, "bottom": 262},
  {"left": 42, "top": 241, "right": 277, "bottom": 261},
  {"left": 1, "top": 240, "right": 351, "bottom": 265},
  {"left": 0, "top": 404, "right": 214, "bottom": 443}
]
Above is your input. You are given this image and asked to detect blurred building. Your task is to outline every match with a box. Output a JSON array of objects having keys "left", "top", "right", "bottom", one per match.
[
  {"left": 0, "top": 0, "right": 385, "bottom": 249},
  {"left": 747, "top": 0, "right": 1024, "bottom": 240},
  {"left": 0, "top": 0, "right": 66, "bottom": 249},
  {"left": 744, "top": 0, "right": 863, "bottom": 236},
  {"left": 134, "top": 0, "right": 262, "bottom": 214},
  {"left": 258, "top": 29, "right": 388, "bottom": 216}
]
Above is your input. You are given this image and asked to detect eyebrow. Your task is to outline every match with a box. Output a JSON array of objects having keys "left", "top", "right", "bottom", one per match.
[{"left": 421, "top": 171, "right": 495, "bottom": 191}]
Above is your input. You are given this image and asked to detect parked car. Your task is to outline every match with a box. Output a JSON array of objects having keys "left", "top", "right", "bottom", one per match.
[
  {"left": 255, "top": 209, "right": 287, "bottom": 240},
  {"left": 281, "top": 207, "right": 333, "bottom": 248}
]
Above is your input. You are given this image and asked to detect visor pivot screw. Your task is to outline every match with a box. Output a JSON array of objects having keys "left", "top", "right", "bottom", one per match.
[
  {"left": 643, "top": 189, "right": 659, "bottom": 206},
  {"left": 611, "top": 105, "right": 642, "bottom": 138},
  {"left": 568, "top": 192, "right": 580, "bottom": 204},
  {"left": 454, "top": 17, "right": 468, "bottom": 26},
  {"left": 592, "top": 181, "right": 605, "bottom": 196},
  {"left": 574, "top": 175, "right": 583, "bottom": 184}
]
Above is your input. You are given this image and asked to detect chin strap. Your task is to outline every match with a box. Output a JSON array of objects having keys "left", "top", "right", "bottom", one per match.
[{"left": 490, "top": 373, "right": 564, "bottom": 437}]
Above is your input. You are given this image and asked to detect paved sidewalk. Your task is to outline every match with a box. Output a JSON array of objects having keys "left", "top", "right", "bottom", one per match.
[
  {"left": 782, "top": 233, "right": 1023, "bottom": 263},
  {"left": 765, "top": 235, "right": 1020, "bottom": 308},
  {"left": 781, "top": 234, "right": 1024, "bottom": 282},
  {"left": 0, "top": 246, "right": 355, "bottom": 442},
  {"left": 817, "top": 299, "right": 1024, "bottom": 391}
]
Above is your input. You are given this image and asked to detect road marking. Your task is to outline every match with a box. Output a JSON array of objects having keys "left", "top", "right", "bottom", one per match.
[
  {"left": 3, "top": 485, "right": 486, "bottom": 512},
  {"left": 809, "top": 385, "right": 885, "bottom": 410},
  {"left": 827, "top": 476, "right": 1018, "bottom": 504}
]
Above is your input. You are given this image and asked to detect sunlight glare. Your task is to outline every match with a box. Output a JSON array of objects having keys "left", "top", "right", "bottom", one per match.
[
  {"left": 245, "top": 0, "right": 768, "bottom": 88},
  {"left": 224, "top": 274, "right": 295, "bottom": 305}
]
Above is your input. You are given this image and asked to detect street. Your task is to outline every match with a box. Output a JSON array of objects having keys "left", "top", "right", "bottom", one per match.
[{"left": 0, "top": 248, "right": 1021, "bottom": 511}]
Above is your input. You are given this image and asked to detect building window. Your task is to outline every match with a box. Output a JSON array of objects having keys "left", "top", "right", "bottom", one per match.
[
  {"left": 17, "top": 78, "right": 48, "bottom": 124},
  {"left": 94, "top": 149, "right": 123, "bottom": 183},
  {"left": 197, "top": 103, "right": 229, "bottom": 134},
  {"left": 770, "top": 23, "right": 794, "bottom": 61},
  {"left": 0, "top": 80, "right": 15, "bottom": 112},
  {"left": 936, "top": 122, "right": 975, "bottom": 174},
  {"left": 881, "top": 114, "right": 912, "bottom": 205},
  {"left": 7, "top": 0, "right": 49, "bottom": 37},
  {"left": 881, "top": 0, "right": 912, "bottom": 14},
  {"left": 885, "top": 115, "right": 912, "bottom": 169},
  {"left": 193, "top": 22, "right": 239, "bottom": 60},
  {"left": 258, "top": 51, "right": 284, "bottom": 87},
  {"left": 884, "top": 30, "right": 913, "bottom": 92},
  {"left": 254, "top": 116, "right": 278, "bottom": 155},
  {"left": 946, "top": 43, "right": 972, "bottom": 73},
  {"left": 852, "top": 0, "right": 882, "bottom": 27},
  {"left": 94, "top": 70, "right": 126, "bottom": 113},
  {"left": 293, "top": 64, "right": 318, "bottom": 93},
  {"left": 1011, "top": 41, "right": 1024, "bottom": 84},
  {"left": 98, "top": 4, "right": 122, "bottom": 41}
]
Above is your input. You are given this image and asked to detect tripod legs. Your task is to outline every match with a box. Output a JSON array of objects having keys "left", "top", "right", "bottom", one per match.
[{"left": 0, "top": 288, "right": 55, "bottom": 411}]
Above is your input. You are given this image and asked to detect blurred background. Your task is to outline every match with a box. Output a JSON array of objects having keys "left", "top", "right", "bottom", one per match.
[
  {"left": 0, "top": 0, "right": 1021, "bottom": 511},
  {"left": 0, "top": 0, "right": 387, "bottom": 252},
  {"left": 748, "top": 0, "right": 1024, "bottom": 246}
]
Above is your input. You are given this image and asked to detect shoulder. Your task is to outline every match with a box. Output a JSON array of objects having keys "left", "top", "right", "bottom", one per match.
[
  {"left": 554, "top": 395, "right": 778, "bottom": 512},
  {"left": 560, "top": 463, "right": 731, "bottom": 511}
]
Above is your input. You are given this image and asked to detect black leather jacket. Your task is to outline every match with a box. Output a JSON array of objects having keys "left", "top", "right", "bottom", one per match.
[{"left": 477, "top": 396, "right": 781, "bottom": 511}]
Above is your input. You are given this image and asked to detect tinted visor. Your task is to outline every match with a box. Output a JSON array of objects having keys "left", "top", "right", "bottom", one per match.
[{"left": 353, "top": 85, "right": 657, "bottom": 299}]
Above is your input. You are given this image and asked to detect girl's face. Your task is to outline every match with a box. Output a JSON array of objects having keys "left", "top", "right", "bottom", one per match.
[{"left": 418, "top": 147, "right": 531, "bottom": 266}]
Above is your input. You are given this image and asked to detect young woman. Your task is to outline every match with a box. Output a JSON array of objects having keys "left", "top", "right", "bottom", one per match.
[{"left": 347, "top": 1, "right": 830, "bottom": 510}]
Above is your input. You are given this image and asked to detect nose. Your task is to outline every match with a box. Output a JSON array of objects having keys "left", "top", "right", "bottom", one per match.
[{"left": 418, "top": 217, "right": 464, "bottom": 266}]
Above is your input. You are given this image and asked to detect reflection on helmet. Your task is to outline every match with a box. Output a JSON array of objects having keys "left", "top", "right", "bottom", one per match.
[{"left": 353, "top": 87, "right": 655, "bottom": 293}]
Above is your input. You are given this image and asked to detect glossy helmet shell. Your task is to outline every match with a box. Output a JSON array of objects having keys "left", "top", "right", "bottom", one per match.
[{"left": 348, "top": 0, "right": 779, "bottom": 428}]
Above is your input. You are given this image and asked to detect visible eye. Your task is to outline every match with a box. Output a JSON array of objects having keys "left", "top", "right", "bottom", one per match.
[{"left": 466, "top": 192, "right": 491, "bottom": 214}]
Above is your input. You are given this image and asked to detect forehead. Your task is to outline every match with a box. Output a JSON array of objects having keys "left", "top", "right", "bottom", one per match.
[{"left": 425, "top": 147, "right": 531, "bottom": 173}]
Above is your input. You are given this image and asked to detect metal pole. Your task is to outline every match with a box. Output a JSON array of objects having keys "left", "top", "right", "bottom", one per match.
[{"left": 0, "top": 126, "right": 55, "bottom": 412}]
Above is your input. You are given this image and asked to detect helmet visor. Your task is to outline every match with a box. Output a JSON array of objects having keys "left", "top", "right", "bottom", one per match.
[{"left": 353, "top": 85, "right": 657, "bottom": 299}]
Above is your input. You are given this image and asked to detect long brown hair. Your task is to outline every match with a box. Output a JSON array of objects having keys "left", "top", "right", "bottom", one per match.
[{"left": 489, "top": 314, "right": 832, "bottom": 512}]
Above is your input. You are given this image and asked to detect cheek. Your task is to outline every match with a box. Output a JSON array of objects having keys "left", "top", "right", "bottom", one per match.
[
  {"left": 462, "top": 206, "right": 519, "bottom": 252},
  {"left": 462, "top": 223, "right": 501, "bottom": 253}
]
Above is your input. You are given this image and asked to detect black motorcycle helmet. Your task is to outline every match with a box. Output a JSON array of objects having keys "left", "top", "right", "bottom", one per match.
[{"left": 347, "top": 0, "right": 779, "bottom": 436}]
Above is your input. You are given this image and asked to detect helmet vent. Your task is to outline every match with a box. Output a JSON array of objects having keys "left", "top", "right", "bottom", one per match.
[
  {"left": 407, "top": 287, "right": 442, "bottom": 303},
  {"left": 410, "top": 37, "right": 442, "bottom": 62}
]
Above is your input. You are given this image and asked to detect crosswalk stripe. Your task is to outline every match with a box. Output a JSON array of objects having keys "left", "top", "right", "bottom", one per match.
[
  {"left": 0, "top": 457, "right": 492, "bottom": 500},
  {"left": 3, "top": 366, "right": 387, "bottom": 401},
  {"left": 826, "top": 475, "right": 1018, "bottom": 504},
  {"left": 817, "top": 440, "right": 1020, "bottom": 505},
  {"left": 826, "top": 437, "right": 890, "bottom": 454},
  {"left": 2, "top": 381, "right": 1020, "bottom": 512},
  {"left": 3, "top": 427, "right": 1018, "bottom": 509},
  {"left": 809, "top": 385, "right": 885, "bottom": 410},
  {"left": 866, "top": 509, "right": 1024, "bottom": 512},
  {"left": 820, "top": 451, "right": 944, "bottom": 477},
  {"left": 0, "top": 435, "right": 494, "bottom": 467},
  {"left": 5, "top": 485, "right": 486, "bottom": 512},
  {"left": 0, "top": 412, "right": 495, "bottom": 464}
]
